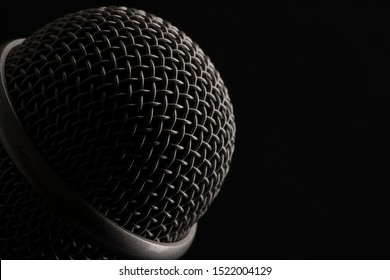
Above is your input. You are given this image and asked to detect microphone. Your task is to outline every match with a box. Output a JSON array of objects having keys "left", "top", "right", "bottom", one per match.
[{"left": 0, "top": 6, "right": 235, "bottom": 259}]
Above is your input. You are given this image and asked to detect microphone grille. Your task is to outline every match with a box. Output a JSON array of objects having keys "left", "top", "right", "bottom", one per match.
[{"left": 3, "top": 5, "right": 235, "bottom": 245}]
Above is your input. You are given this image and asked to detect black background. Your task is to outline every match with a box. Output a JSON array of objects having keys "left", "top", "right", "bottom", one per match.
[{"left": 1, "top": 1, "right": 390, "bottom": 260}]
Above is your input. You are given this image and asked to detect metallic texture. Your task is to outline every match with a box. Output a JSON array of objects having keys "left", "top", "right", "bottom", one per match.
[
  {"left": 0, "top": 6, "right": 235, "bottom": 259},
  {"left": 1, "top": 39, "right": 197, "bottom": 260}
]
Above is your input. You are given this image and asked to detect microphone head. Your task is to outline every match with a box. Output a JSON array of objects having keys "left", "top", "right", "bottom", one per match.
[{"left": 0, "top": 6, "right": 235, "bottom": 259}]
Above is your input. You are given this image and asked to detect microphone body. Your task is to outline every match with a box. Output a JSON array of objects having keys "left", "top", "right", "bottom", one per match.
[{"left": 0, "top": 6, "right": 235, "bottom": 259}]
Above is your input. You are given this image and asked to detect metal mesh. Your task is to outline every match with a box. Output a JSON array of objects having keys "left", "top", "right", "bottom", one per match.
[{"left": 1, "top": 6, "right": 235, "bottom": 258}]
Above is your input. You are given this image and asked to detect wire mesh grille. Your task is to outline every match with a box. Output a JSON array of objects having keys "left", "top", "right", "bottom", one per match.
[{"left": 1, "top": 6, "right": 235, "bottom": 258}]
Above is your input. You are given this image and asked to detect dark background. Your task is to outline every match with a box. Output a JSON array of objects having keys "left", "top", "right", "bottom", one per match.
[{"left": 1, "top": 1, "right": 390, "bottom": 259}]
